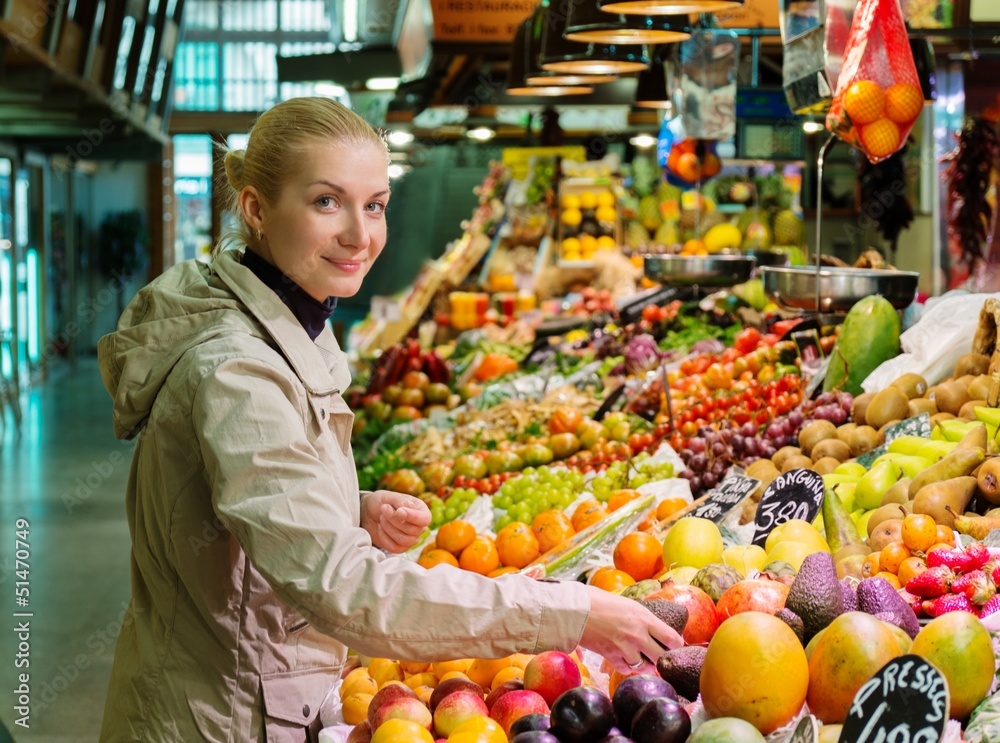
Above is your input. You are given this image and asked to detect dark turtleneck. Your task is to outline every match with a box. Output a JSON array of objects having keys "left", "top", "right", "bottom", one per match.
[{"left": 242, "top": 248, "right": 337, "bottom": 341}]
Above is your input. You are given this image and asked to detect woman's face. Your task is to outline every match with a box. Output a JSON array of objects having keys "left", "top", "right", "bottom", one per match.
[{"left": 257, "top": 140, "right": 390, "bottom": 301}]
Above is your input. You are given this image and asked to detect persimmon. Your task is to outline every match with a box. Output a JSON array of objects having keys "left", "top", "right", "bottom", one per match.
[
  {"left": 588, "top": 567, "right": 635, "bottom": 592},
  {"left": 436, "top": 519, "right": 477, "bottom": 555},
  {"left": 459, "top": 536, "right": 500, "bottom": 575},
  {"left": 496, "top": 522, "right": 541, "bottom": 568},
  {"left": 531, "top": 510, "right": 575, "bottom": 553},
  {"left": 418, "top": 549, "right": 459, "bottom": 570}
]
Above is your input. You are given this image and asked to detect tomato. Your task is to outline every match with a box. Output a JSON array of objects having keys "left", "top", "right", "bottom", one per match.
[{"left": 733, "top": 327, "right": 763, "bottom": 355}]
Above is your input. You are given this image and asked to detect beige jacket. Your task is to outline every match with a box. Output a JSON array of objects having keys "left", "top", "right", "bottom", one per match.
[{"left": 96, "top": 250, "right": 590, "bottom": 742}]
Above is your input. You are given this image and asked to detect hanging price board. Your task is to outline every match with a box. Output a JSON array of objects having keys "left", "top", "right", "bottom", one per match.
[
  {"left": 688, "top": 474, "right": 759, "bottom": 523},
  {"left": 839, "top": 655, "right": 948, "bottom": 743},
  {"left": 751, "top": 469, "right": 825, "bottom": 547}
]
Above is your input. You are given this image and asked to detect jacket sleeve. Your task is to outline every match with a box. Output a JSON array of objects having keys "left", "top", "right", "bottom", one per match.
[{"left": 192, "top": 355, "right": 591, "bottom": 661}]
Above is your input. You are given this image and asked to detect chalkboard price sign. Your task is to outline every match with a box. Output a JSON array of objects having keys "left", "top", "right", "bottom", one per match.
[
  {"left": 789, "top": 715, "right": 818, "bottom": 743},
  {"left": 751, "top": 468, "right": 825, "bottom": 547},
  {"left": 688, "top": 474, "right": 760, "bottom": 523},
  {"left": 839, "top": 654, "right": 948, "bottom": 743}
]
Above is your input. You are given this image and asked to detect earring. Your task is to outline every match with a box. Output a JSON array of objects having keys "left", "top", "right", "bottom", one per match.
[{"left": 256, "top": 228, "right": 262, "bottom": 241}]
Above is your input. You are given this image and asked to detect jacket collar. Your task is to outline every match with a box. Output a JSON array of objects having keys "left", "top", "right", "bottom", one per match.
[{"left": 213, "top": 249, "right": 347, "bottom": 396}]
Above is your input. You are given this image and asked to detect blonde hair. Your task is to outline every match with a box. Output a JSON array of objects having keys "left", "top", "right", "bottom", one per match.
[{"left": 215, "top": 97, "right": 388, "bottom": 256}]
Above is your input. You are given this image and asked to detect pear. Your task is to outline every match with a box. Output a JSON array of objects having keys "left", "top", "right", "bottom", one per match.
[
  {"left": 912, "top": 476, "right": 978, "bottom": 528},
  {"left": 833, "top": 461, "right": 867, "bottom": 478},
  {"left": 955, "top": 423, "right": 988, "bottom": 451},
  {"left": 854, "top": 460, "right": 903, "bottom": 510},
  {"left": 870, "top": 453, "right": 934, "bottom": 479},
  {"left": 886, "top": 435, "right": 955, "bottom": 462},
  {"left": 823, "top": 481, "right": 864, "bottom": 554},
  {"left": 907, "top": 446, "right": 985, "bottom": 498},
  {"left": 880, "top": 478, "right": 912, "bottom": 506}
]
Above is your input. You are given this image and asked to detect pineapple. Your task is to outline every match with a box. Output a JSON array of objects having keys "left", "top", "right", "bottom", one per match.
[
  {"left": 773, "top": 209, "right": 803, "bottom": 246},
  {"left": 638, "top": 195, "right": 662, "bottom": 232},
  {"left": 625, "top": 221, "right": 650, "bottom": 251}
]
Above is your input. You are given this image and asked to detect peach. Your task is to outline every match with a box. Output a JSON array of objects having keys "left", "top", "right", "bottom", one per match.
[
  {"left": 432, "top": 690, "right": 490, "bottom": 738},
  {"left": 369, "top": 694, "right": 433, "bottom": 731},
  {"left": 366, "top": 683, "right": 417, "bottom": 729},
  {"left": 485, "top": 678, "right": 524, "bottom": 712},
  {"left": 489, "top": 689, "right": 551, "bottom": 737},
  {"left": 346, "top": 720, "right": 372, "bottom": 743},
  {"left": 428, "top": 676, "right": 484, "bottom": 712},
  {"left": 523, "top": 650, "right": 582, "bottom": 706}
]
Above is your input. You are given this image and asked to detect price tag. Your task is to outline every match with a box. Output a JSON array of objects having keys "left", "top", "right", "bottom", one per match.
[
  {"left": 751, "top": 468, "right": 825, "bottom": 547},
  {"left": 371, "top": 295, "right": 402, "bottom": 322},
  {"left": 789, "top": 715, "right": 818, "bottom": 743},
  {"left": 688, "top": 474, "right": 759, "bottom": 523},
  {"left": 856, "top": 414, "right": 933, "bottom": 468},
  {"left": 839, "top": 655, "right": 948, "bottom": 743}
]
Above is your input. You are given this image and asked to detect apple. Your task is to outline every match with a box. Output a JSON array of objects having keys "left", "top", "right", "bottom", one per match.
[
  {"left": 485, "top": 678, "right": 524, "bottom": 712},
  {"left": 432, "top": 691, "right": 490, "bottom": 738},
  {"left": 379, "top": 468, "right": 426, "bottom": 496},
  {"left": 346, "top": 720, "right": 373, "bottom": 743},
  {"left": 490, "top": 689, "right": 551, "bottom": 737},
  {"left": 366, "top": 683, "right": 417, "bottom": 729},
  {"left": 522, "top": 442, "right": 555, "bottom": 467},
  {"left": 397, "top": 387, "right": 425, "bottom": 409},
  {"left": 425, "top": 382, "right": 451, "bottom": 405},
  {"left": 419, "top": 462, "right": 454, "bottom": 492},
  {"left": 428, "top": 677, "right": 484, "bottom": 713},
  {"left": 369, "top": 695, "right": 433, "bottom": 731},
  {"left": 453, "top": 454, "right": 488, "bottom": 479},
  {"left": 523, "top": 650, "right": 582, "bottom": 706},
  {"left": 381, "top": 384, "right": 403, "bottom": 405},
  {"left": 576, "top": 419, "right": 607, "bottom": 450},
  {"left": 548, "top": 433, "right": 581, "bottom": 460},
  {"left": 486, "top": 450, "right": 524, "bottom": 475}
]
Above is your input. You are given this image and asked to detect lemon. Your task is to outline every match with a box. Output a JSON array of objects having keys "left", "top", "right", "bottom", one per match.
[
  {"left": 561, "top": 208, "right": 582, "bottom": 227},
  {"left": 596, "top": 190, "right": 616, "bottom": 208},
  {"left": 561, "top": 193, "right": 581, "bottom": 209},
  {"left": 579, "top": 191, "right": 599, "bottom": 209},
  {"left": 579, "top": 234, "right": 597, "bottom": 255},
  {"left": 561, "top": 237, "right": 581, "bottom": 254},
  {"left": 597, "top": 235, "right": 617, "bottom": 251},
  {"left": 595, "top": 205, "right": 617, "bottom": 224},
  {"left": 703, "top": 223, "right": 743, "bottom": 253},
  {"left": 661, "top": 517, "right": 723, "bottom": 569}
]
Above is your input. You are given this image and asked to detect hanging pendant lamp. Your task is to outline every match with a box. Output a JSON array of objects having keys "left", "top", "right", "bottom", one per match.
[
  {"left": 526, "top": 3, "right": 621, "bottom": 86},
  {"left": 537, "top": 0, "right": 651, "bottom": 74},
  {"left": 633, "top": 52, "right": 674, "bottom": 108},
  {"left": 507, "top": 17, "right": 595, "bottom": 96},
  {"left": 598, "top": 0, "right": 741, "bottom": 17},
  {"left": 564, "top": 1, "right": 691, "bottom": 45}
]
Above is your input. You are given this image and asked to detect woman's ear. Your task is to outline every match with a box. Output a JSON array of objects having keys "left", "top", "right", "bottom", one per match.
[{"left": 238, "top": 186, "right": 265, "bottom": 233}]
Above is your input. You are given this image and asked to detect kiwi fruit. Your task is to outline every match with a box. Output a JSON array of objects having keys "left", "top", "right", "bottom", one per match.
[
  {"left": 810, "top": 438, "right": 853, "bottom": 462},
  {"left": 968, "top": 374, "right": 993, "bottom": 401},
  {"left": 930, "top": 412, "right": 956, "bottom": 427},
  {"left": 850, "top": 425, "right": 880, "bottom": 457},
  {"left": 907, "top": 398, "right": 938, "bottom": 417},
  {"left": 876, "top": 420, "right": 901, "bottom": 444},
  {"left": 954, "top": 352, "right": 991, "bottom": 378},
  {"left": 851, "top": 392, "right": 875, "bottom": 427},
  {"left": 797, "top": 419, "right": 838, "bottom": 457},
  {"left": 772, "top": 445, "right": 804, "bottom": 470},
  {"left": 931, "top": 380, "right": 971, "bottom": 416},
  {"left": 836, "top": 422, "right": 857, "bottom": 445},
  {"left": 865, "top": 387, "right": 910, "bottom": 430},
  {"left": 780, "top": 454, "right": 814, "bottom": 473},
  {"left": 959, "top": 399, "right": 987, "bottom": 420},
  {"left": 890, "top": 372, "right": 928, "bottom": 400},
  {"left": 811, "top": 456, "right": 841, "bottom": 474}
]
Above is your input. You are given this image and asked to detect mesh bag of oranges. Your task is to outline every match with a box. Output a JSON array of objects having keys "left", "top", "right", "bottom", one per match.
[{"left": 825, "top": 0, "right": 923, "bottom": 163}]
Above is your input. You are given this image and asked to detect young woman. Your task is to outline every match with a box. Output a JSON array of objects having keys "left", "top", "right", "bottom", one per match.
[{"left": 98, "top": 97, "right": 680, "bottom": 742}]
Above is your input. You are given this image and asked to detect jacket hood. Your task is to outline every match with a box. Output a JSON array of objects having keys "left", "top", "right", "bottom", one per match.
[{"left": 99, "top": 255, "right": 266, "bottom": 440}]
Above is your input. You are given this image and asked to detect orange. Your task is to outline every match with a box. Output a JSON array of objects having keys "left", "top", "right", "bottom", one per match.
[
  {"left": 884, "top": 82, "right": 923, "bottom": 124},
  {"left": 878, "top": 542, "right": 911, "bottom": 574},
  {"left": 467, "top": 655, "right": 519, "bottom": 688},
  {"left": 531, "top": 510, "right": 575, "bottom": 553},
  {"left": 496, "top": 522, "right": 541, "bottom": 568},
  {"left": 608, "top": 488, "right": 643, "bottom": 512},
  {"left": 675, "top": 151, "right": 702, "bottom": 182},
  {"left": 588, "top": 566, "right": 636, "bottom": 592},
  {"left": 437, "top": 520, "right": 477, "bottom": 555},
  {"left": 613, "top": 531, "right": 664, "bottom": 581},
  {"left": 459, "top": 536, "right": 501, "bottom": 575},
  {"left": 370, "top": 718, "right": 435, "bottom": 743},
  {"left": 418, "top": 549, "right": 460, "bottom": 570},
  {"left": 342, "top": 692, "right": 374, "bottom": 726},
  {"left": 859, "top": 118, "right": 901, "bottom": 159},
  {"left": 431, "top": 659, "right": 474, "bottom": 677},
  {"left": 843, "top": 80, "right": 885, "bottom": 125},
  {"left": 680, "top": 238, "right": 705, "bottom": 256},
  {"left": 701, "top": 612, "right": 809, "bottom": 734},
  {"left": 901, "top": 513, "right": 937, "bottom": 553},
  {"left": 656, "top": 497, "right": 689, "bottom": 521},
  {"left": 572, "top": 501, "right": 609, "bottom": 532}
]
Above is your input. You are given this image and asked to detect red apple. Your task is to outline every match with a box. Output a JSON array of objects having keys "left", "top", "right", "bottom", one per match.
[
  {"left": 523, "top": 650, "right": 582, "bottom": 707},
  {"left": 432, "top": 691, "right": 490, "bottom": 738},
  {"left": 366, "top": 683, "right": 417, "bottom": 729},
  {"left": 490, "top": 689, "right": 551, "bottom": 737},
  {"left": 346, "top": 720, "right": 372, "bottom": 743},
  {"left": 485, "top": 678, "right": 524, "bottom": 713},
  {"left": 369, "top": 694, "right": 433, "bottom": 731}
]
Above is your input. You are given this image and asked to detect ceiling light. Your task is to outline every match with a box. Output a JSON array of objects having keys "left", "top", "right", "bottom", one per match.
[
  {"left": 506, "top": 17, "right": 597, "bottom": 97},
  {"left": 537, "top": 0, "right": 651, "bottom": 74},
  {"left": 634, "top": 55, "right": 674, "bottom": 108},
  {"left": 630, "top": 134, "right": 658, "bottom": 147},
  {"left": 342, "top": 0, "right": 358, "bottom": 42},
  {"left": 564, "top": 3, "right": 691, "bottom": 45},
  {"left": 598, "top": 0, "right": 742, "bottom": 15},
  {"left": 387, "top": 163, "right": 408, "bottom": 179},
  {"left": 314, "top": 82, "right": 347, "bottom": 98},
  {"left": 387, "top": 130, "right": 414, "bottom": 146},
  {"left": 802, "top": 121, "right": 824, "bottom": 133},
  {"left": 366, "top": 77, "right": 399, "bottom": 91},
  {"left": 466, "top": 127, "right": 496, "bottom": 141}
]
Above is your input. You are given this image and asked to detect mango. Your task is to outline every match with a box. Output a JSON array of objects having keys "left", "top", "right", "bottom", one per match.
[{"left": 911, "top": 611, "right": 994, "bottom": 720}]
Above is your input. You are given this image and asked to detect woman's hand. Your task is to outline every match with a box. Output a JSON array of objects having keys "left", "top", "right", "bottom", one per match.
[
  {"left": 579, "top": 586, "right": 683, "bottom": 675},
  {"left": 361, "top": 490, "right": 431, "bottom": 553}
]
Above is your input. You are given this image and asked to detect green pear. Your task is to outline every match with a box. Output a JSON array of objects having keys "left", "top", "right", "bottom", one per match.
[
  {"left": 886, "top": 435, "right": 955, "bottom": 461},
  {"left": 854, "top": 460, "right": 902, "bottom": 510},
  {"left": 822, "top": 484, "right": 864, "bottom": 554},
  {"left": 833, "top": 482, "right": 857, "bottom": 512},
  {"left": 870, "top": 453, "right": 934, "bottom": 479},
  {"left": 833, "top": 461, "right": 868, "bottom": 478},
  {"left": 822, "top": 473, "right": 862, "bottom": 490}
]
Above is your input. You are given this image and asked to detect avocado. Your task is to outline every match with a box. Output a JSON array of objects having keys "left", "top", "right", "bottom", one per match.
[
  {"left": 784, "top": 551, "right": 844, "bottom": 642},
  {"left": 856, "top": 577, "right": 921, "bottom": 638},
  {"left": 840, "top": 579, "right": 858, "bottom": 613},
  {"left": 638, "top": 598, "right": 688, "bottom": 636},
  {"left": 775, "top": 608, "right": 805, "bottom": 645},
  {"left": 656, "top": 645, "right": 707, "bottom": 702}
]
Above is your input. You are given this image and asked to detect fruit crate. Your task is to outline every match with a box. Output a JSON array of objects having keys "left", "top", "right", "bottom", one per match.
[{"left": 557, "top": 179, "right": 622, "bottom": 264}]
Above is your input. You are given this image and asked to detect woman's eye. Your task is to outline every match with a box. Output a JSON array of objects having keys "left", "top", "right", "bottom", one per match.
[
  {"left": 366, "top": 201, "right": 386, "bottom": 215},
  {"left": 316, "top": 196, "right": 336, "bottom": 208}
]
